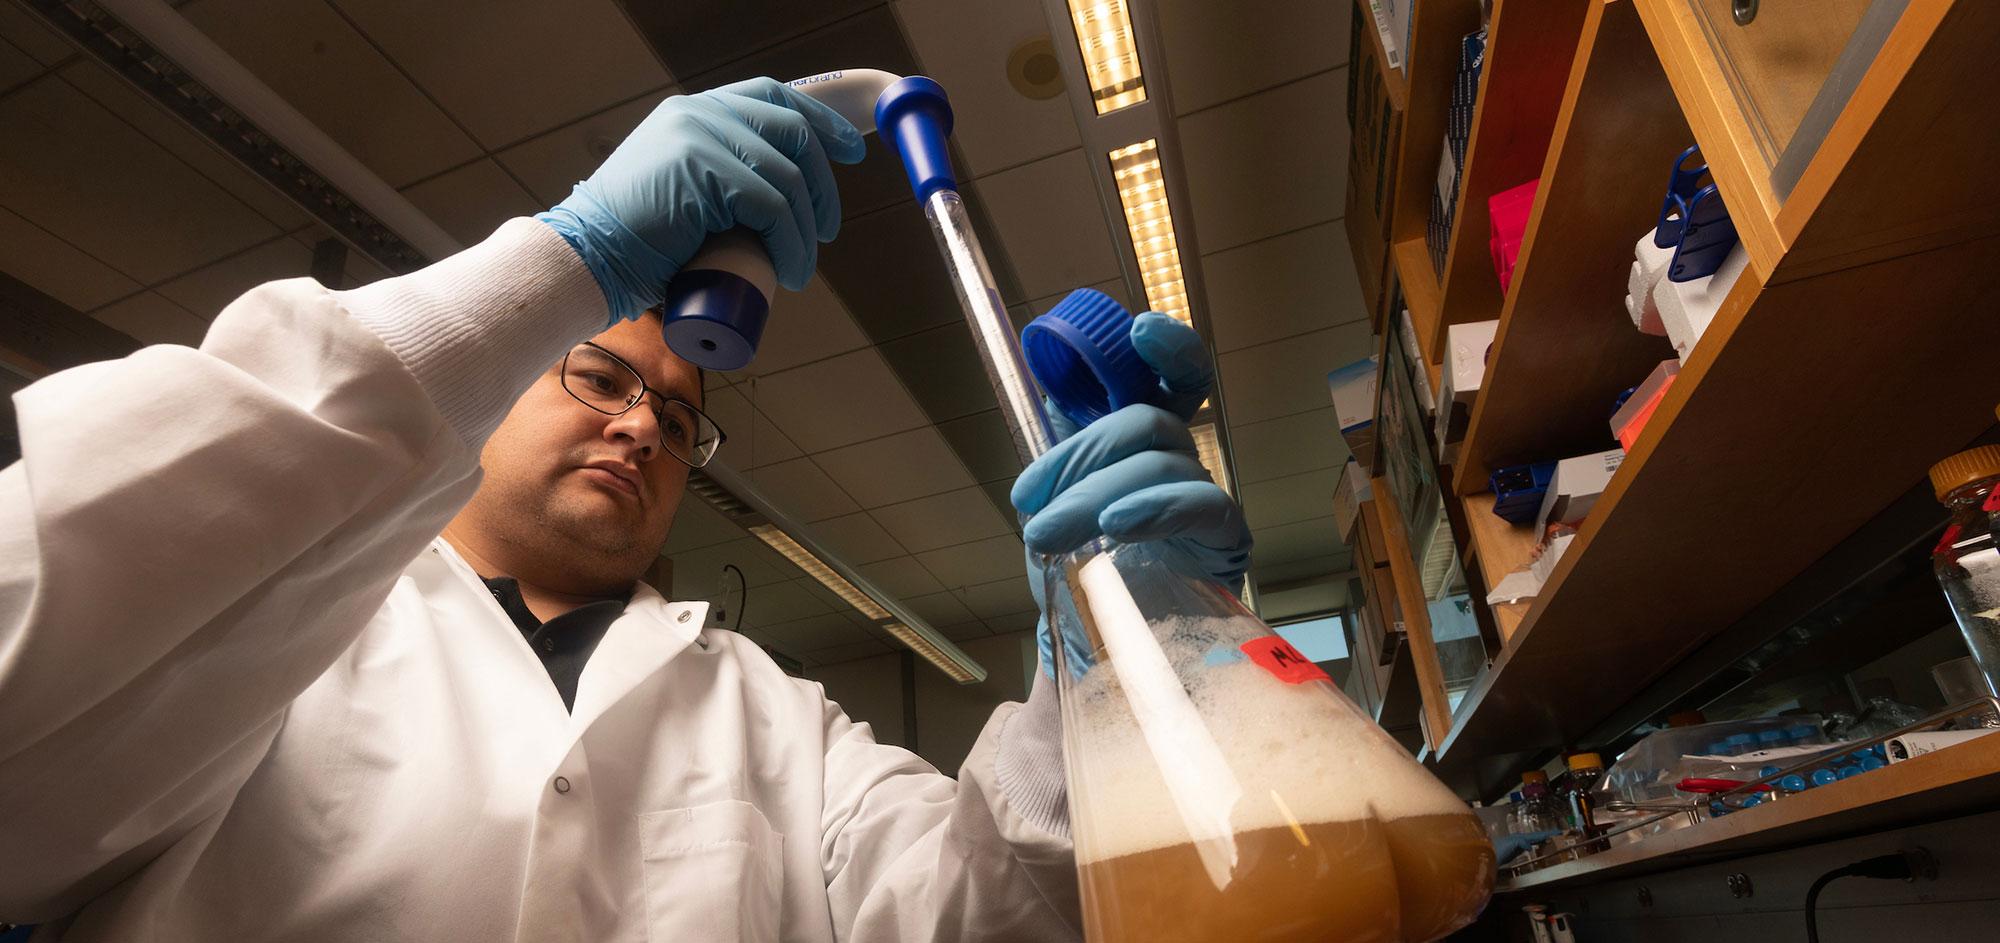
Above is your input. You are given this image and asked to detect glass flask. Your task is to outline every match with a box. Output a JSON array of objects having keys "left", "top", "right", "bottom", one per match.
[{"left": 1045, "top": 540, "right": 1494, "bottom": 943}]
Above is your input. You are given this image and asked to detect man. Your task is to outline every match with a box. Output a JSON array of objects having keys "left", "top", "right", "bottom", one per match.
[{"left": 0, "top": 78, "right": 1249, "bottom": 941}]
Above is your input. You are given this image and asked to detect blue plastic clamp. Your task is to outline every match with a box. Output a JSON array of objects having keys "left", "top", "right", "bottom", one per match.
[
  {"left": 1667, "top": 184, "right": 1740, "bottom": 282},
  {"left": 1652, "top": 145, "right": 1708, "bottom": 249}
]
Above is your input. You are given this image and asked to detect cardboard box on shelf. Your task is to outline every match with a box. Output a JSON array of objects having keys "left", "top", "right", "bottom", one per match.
[
  {"left": 1332, "top": 459, "right": 1375, "bottom": 540},
  {"left": 1609, "top": 360, "right": 1681, "bottom": 449},
  {"left": 1434, "top": 319, "right": 1500, "bottom": 458},
  {"left": 1328, "top": 355, "right": 1381, "bottom": 471},
  {"left": 1535, "top": 448, "right": 1626, "bottom": 534}
]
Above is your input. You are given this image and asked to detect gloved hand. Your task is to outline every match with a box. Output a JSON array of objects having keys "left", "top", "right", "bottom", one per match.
[
  {"left": 536, "top": 77, "right": 866, "bottom": 323},
  {"left": 1012, "top": 313, "right": 1252, "bottom": 676},
  {"left": 1493, "top": 830, "right": 1561, "bottom": 864}
]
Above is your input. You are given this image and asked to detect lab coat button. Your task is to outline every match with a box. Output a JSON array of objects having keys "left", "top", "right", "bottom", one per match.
[
  {"left": 553, "top": 776, "right": 571, "bottom": 794},
  {"left": 540, "top": 637, "right": 556, "bottom": 653},
  {"left": 677, "top": 610, "right": 692, "bottom": 623}
]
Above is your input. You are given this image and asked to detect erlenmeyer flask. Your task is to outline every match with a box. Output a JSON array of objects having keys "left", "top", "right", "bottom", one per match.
[{"left": 1045, "top": 540, "right": 1493, "bottom": 942}]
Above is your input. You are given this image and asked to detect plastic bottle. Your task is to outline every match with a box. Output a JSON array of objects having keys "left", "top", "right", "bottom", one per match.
[{"left": 1928, "top": 444, "right": 2000, "bottom": 698}]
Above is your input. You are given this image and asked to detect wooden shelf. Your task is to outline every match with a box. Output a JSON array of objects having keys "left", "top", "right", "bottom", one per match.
[
  {"left": 1392, "top": 237, "right": 1442, "bottom": 362},
  {"left": 1353, "top": 0, "right": 1409, "bottom": 114},
  {"left": 1499, "top": 733, "right": 2000, "bottom": 892},
  {"left": 1460, "top": 492, "right": 1539, "bottom": 645},
  {"left": 1451, "top": 0, "right": 1683, "bottom": 496},
  {"left": 1431, "top": 0, "right": 1593, "bottom": 363},
  {"left": 1424, "top": 1, "right": 2000, "bottom": 793},
  {"left": 1386, "top": 0, "right": 1483, "bottom": 251}
]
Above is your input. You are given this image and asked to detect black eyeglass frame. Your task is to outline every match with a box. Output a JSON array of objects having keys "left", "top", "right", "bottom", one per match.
[{"left": 559, "top": 342, "right": 726, "bottom": 469}]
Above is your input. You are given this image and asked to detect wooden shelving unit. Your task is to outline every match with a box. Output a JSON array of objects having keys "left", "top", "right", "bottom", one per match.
[
  {"left": 1499, "top": 733, "right": 2000, "bottom": 892},
  {"left": 1340, "top": 0, "right": 2000, "bottom": 801}
]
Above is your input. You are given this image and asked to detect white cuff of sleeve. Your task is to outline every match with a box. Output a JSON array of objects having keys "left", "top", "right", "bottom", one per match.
[
  {"left": 995, "top": 670, "right": 1069, "bottom": 839},
  {"left": 334, "top": 218, "right": 608, "bottom": 444}
]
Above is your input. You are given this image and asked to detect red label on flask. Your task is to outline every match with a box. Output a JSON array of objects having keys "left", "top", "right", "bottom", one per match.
[{"left": 1240, "top": 637, "right": 1330, "bottom": 685}]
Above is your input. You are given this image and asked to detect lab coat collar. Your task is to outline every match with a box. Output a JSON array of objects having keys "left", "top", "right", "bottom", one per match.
[{"left": 427, "top": 539, "right": 708, "bottom": 736}]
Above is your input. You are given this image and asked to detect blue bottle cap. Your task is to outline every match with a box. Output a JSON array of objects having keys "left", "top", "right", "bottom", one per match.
[
  {"left": 1787, "top": 723, "right": 1820, "bottom": 741},
  {"left": 1709, "top": 800, "right": 1729, "bottom": 817},
  {"left": 1779, "top": 774, "right": 1809, "bottom": 793},
  {"left": 1725, "top": 733, "right": 1756, "bottom": 752},
  {"left": 1810, "top": 768, "right": 1839, "bottom": 787},
  {"left": 1860, "top": 755, "right": 1886, "bottom": 771},
  {"left": 1757, "top": 729, "right": 1788, "bottom": 746},
  {"left": 1021, "top": 288, "right": 1157, "bottom": 428},
  {"left": 1838, "top": 765, "right": 1865, "bottom": 779},
  {"left": 1703, "top": 742, "right": 1730, "bottom": 756},
  {"left": 1758, "top": 765, "right": 1781, "bottom": 778},
  {"left": 1742, "top": 795, "right": 1763, "bottom": 808},
  {"left": 874, "top": 76, "right": 958, "bottom": 204}
]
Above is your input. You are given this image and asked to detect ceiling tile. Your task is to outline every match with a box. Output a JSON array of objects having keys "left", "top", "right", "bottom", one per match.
[
  {"left": 57, "top": 60, "right": 312, "bottom": 232},
  {"left": 1204, "top": 222, "right": 1367, "bottom": 353},
  {"left": 1219, "top": 321, "right": 1373, "bottom": 427},
  {"left": 1228, "top": 406, "right": 1347, "bottom": 486},
  {"left": 661, "top": 494, "right": 744, "bottom": 554},
  {"left": 1, "top": 34, "right": 44, "bottom": 89},
  {"left": 0, "top": 206, "right": 139, "bottom": 311},
  {"left": 1254, "top": 550, "right": 1352, "bottom": 588},
  {"left": 1240, "top": 466, "right": 1340, "bottom": 533},
  {"left": 936, "top": 410, "right": 1025, "bottom": 484},
  {"left": 701, "top": 387, "right": 801, "bottom": 470},
  {"left": 619, "top": 0, "right": 878, "bottom": 83},
  {"left": 0, "top": 2, "right": 71, "bottom": 64},
  {"left": 747, "top": 457, "right": 859, "bottom": 522},
  {"left": 817, "top": 207, "right": 962, "bottom": 341},
  {"left": 870, "top": 486, "right": 1012, "bottom": 554},
  {"left": 977, "top": 150, "right": 1121, "bottom": 304},
  {"left": 399, "top": 159, "right": 541, "bottom": 247},
  {"left": 814, "top": 426, "right": 973, "bottom": 509},
  {"left": 809, "top": 512, "right": 905, "bottom": 566},
  {"left": 293, "top": 225, "right": 397, "bottom": 288},
  {"left": 157, "top": 236, "right": 315, "bottom": 318},
  {"left": 329, "top": 0, "right": 670, "bottom": 149},
  {"left": 903, "top": 590, "right": 975, "bottom": 627},
  {"left": 89, "top": 292, "right": 208, "bottom": 347},
  {"left": 745, "top": 578, "right": 833, "bottom": 624},
  {"left": 0, "top": 78, "right": 280, "bottom": 285},
  {"left": 759, "top": 611, "right": 872, "bottom": 652},
  {"left": 983, "top": 610, "right": 1039, "bottom": 636},
  {"left": 1158, "top": 0, "right": 1348, "bottom": 115},
  {"left": 954, "top": 577, "right": 1035, "bottom": 620},
  {"left": 937, "top": 620, "right": 988, "bottom": 642},
  {"left": 979, "top": 479, "right": 1019, "bottom": 525},
  {"left": 915, "top": 533, "right": 1025, "bottom": 590},
  {"left": 854, "top": 555, "right": 946, "bottom": 598},
  {"left": 494, "top": 90, "right": 674, "bottom": 204},
  {"left": 733, "top": 276, "right": 871, "bottom": 377},
  {"left": 893, "top": 0, "right": 1080, "bottom": 178},
  {"left": 669, "top": 536, "right": 792, "bottom": 594},
  {"left": 1248, "top": 516, "right": 1343, "bottom": 569},
  {"left": 181, "top": 0, "right": 483, "bottom": 187},
  {"left": 810, "top": 638, "right": 892, "bottom": 664},
  {"left": 1179, "top": 69, "right": 1347, "bottom": 254},
  {"left": 877, "top": 322, "right": 1000, "bottom": 423},
  {"left": 749, "top": 348, "right": 927, "bottom": 452}
]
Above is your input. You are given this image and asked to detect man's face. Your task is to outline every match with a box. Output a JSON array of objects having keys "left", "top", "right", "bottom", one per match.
[{"left": 464, "top": 317, "right": 702, "bottom": 585}]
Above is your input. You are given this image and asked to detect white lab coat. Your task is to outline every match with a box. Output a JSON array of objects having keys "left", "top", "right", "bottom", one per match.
[{"left": 0, "top": 220, "right": 1079, "bottom": 941}]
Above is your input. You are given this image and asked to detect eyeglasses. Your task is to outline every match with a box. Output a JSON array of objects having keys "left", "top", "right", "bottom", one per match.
[{"left": 559, "top": 342, "right": 726, "bottom": 468}]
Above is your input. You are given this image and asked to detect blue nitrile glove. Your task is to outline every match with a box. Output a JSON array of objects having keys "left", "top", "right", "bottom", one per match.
[
  {"left": 1013, "top": 313, "right": 1252, "bottom": 677},
  {"left": 1493, "top": 830, "right": 1561, "bottom": 865},
  {"left": 536, "top": 77, "right": 866, "bottom": 323}
]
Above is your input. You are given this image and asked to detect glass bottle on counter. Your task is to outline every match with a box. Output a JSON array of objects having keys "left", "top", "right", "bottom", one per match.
[
  {"left": 1928, "top": 443, "right": 2000, "bottom": 699},
  {"left": 1560, "top": 753, "right": 1609, "bottom": 855}
]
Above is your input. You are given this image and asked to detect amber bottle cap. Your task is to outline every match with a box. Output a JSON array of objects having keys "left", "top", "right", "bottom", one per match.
[
  {"left": 1566, "top": 753, "right": 1604, "bottom": 771},
  {"left": 1927, "top": 444, "right": 2000, "bottom": 501}
]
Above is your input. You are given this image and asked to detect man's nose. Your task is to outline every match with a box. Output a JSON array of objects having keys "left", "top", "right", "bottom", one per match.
[{"left": 603, "top": 402, "right": 660, "bottom": 462}]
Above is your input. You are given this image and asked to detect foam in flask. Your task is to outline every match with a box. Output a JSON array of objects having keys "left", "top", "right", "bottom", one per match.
[{"left": 1025, "top": 291, "right": 1495, "bottom": 943}]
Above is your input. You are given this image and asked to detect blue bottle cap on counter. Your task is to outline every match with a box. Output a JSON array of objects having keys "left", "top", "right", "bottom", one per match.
[
  {"left": 1787, "top": 723, "right": 1820, "bottom": 741},
  {"left": 1837, "top": 765, "right": 1864, "bottom": 779},
  {"left": 1742, "top": 795, "right": 1764, "bottom": 808},
  {"left": 1779, "top": 774, "right": 1809, "bottom": 793},
  {"left": 1725, "top": 733, "right": 1756, "bottom": 753},
  {"left": 1703, "top": 741, "right": 1731, "bottom": 756},
  {"left": 1811, "top": 768, "right": 1839, "bottom": 787},
  {"left": 1757, "top": 730, "right": 1788, "bottom": 747},
  {"left": 1758, "top": 764, "right": 1781, "bottom": 778},
  {"left": 1709, "top": 800, "right": 1729, "bottom": 817},
  {"left": 1860, "top": 755, "right": 1886, "bottom": 772}
]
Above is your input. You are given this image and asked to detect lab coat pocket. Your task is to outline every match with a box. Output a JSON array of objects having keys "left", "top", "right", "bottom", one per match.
[{"left": 638, "top": 799, "right": 785, "bottom": 943}]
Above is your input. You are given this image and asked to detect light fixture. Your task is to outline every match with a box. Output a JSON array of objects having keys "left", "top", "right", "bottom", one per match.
[
  {"left": 748, "top": 524, "right": 890, "bottom": 621},
  {"left": 884, "top": 623, "right": 981, "bottom": 684},
  {"left": 1066, "top": 0, "right": 1147, "bottom": 114},
  {"left": 1108, "top": 139, "right": 1190, "bottom": 325},
  {"left": 1190, "top": 422, "right": 1232, "bottom": 497}
]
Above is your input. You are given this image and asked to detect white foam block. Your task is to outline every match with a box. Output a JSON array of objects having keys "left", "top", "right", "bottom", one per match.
[
  {"left": 1624, "top": 232, "right": 1673, "bottom": 336},
  {"left": 1654, "top": 243, "right": 1748, "bottom": 362}
]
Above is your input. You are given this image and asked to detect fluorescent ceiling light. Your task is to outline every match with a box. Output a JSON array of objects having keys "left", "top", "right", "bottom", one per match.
[
  {"left": 1109, "top": 139, "right": 1190, "bottom": 326},
  {"left": 1190, "top": 422, "right": 1232, "bottom": 498},
  {"left": 884, "top": 623, "right": 980, "bottom": 684},
  {"left": 1067, "top": 0, "right": 1147, "bottom": 114},
  {"left": 748, "top": 524, "right": 890, "bottom": 621}
]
